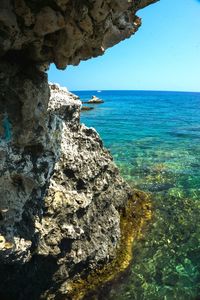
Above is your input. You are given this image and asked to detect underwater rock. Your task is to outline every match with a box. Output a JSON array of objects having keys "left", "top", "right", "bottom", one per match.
[{"left": 81, "top": 106, "right": 94, "bottom": 111}]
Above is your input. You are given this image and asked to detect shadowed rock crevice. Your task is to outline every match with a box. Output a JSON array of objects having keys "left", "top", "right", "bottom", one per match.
[{"left": 0, "top": 255, "right": 59, "bottom": 300}]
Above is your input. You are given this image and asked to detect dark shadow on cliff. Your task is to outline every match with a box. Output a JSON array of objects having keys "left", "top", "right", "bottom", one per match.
[{"left": 0, "top": 255, "right": 59, "bottom": 300}]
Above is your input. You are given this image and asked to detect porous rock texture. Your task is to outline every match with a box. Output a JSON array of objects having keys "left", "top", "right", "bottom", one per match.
[
  {"left": 0, "top": 0, "right": 157, "bottom": 299},
  {"left": 0, "top": 81, "right": 131, "bottom": 300},
  {"left": 0, "top": 0, "right": 157, "bottom": 69}
]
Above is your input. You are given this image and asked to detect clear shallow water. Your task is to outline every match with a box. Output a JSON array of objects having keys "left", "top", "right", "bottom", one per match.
[{"left": 76, "top": 90, "right": 200, "bottom": 300}]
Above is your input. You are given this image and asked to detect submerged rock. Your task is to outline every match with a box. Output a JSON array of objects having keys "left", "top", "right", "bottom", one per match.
[{"left": 81, "top": 106, "right": 94, "bottom": 111}]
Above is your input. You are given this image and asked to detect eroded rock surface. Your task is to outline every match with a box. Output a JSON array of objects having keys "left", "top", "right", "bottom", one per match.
[
  {"left": 0, "top": 60, "right": 53, "bottom": 264},
  {"left": 0, "top": 0, "right": 157, "bottom": 69},
  {"left": 0, "top": 0, "right": 158, "bottom": 298},
  {"left": 0, "top": 82, "right": 131, "bottom": 299}
]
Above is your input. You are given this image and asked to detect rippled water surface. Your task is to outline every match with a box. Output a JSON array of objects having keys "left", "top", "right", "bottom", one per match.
[{"left": 76, "top": 90, "right": 200, "bottom": 300}]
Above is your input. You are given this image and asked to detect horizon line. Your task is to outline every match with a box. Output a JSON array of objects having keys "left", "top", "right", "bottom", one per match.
[{"left": 71, "top": 89, "right": 200, "bottom": 93}]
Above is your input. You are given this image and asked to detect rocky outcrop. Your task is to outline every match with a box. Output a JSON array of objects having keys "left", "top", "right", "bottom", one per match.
[
  {"left": 0, "top": 0, "right": 157, "bottom": 69},
  {"left": 88, "top": 96, "right": 104, "bottom": 104},
  {"left": 81, "top": 106, "right": 94, "bottom": 111},
  {"left": 0, "top": 82, "right": 131, "bottom": 299},
  {"left": 0, "top": 0, "right": 158, "bottom": 299}
]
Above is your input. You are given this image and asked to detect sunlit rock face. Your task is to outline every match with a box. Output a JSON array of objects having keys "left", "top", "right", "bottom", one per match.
[
  {"left": 0, "top": 0, "right": 157, "bottom": 299},
  {"left": 0, "top": 81, "right": 131, "bottom": 299}
]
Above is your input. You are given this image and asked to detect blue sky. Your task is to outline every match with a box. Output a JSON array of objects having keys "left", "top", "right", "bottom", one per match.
[{"left": 48, "top": 0, "right": 200, "bottom": 92}]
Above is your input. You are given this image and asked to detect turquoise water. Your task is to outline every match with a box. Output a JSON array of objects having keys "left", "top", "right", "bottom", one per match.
[{"left": 76, "top": 90, "right": 200, "bottom": 300}]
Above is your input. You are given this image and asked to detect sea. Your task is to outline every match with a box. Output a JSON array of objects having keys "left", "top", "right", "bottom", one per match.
[{"left": 74, "top": 90, "right": 200, "bottom": 300}]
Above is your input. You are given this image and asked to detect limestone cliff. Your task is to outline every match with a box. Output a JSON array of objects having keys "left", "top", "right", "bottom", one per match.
[
  {"left": 0, "top": 1, "right": 157, "bottom": 299},
  {"left": 0, "top": 82, "right": 131, "bottom": 299}
]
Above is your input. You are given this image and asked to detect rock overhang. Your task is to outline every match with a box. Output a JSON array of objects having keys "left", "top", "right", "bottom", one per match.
[{"left": 0, "top": 0, "right": 158, "bottom": 69}]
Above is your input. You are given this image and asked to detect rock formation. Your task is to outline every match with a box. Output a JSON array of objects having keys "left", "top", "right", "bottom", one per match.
[
  {"left": 0, "top": 0, "right": 158, "bottom": 299},
  {"left": 0, "top": 82, "right": 131, "bottom": 299},
  {"left": 0, "top": 0, "right": 157, "bottom": 69},
  {"left": 88, "top": 96, "right": 104, "bottom": 104},
  {"left": 81, "top": 106, "right": 94, "bottom": 111}
]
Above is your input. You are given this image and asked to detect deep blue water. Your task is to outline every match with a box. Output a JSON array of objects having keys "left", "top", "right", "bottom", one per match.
[{"left": 75, "top": 90, "right": 200, "bottom": 299}]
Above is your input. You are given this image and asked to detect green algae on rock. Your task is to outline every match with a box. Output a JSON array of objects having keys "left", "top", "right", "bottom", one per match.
[
  {"left": 67, "top": 189, "right": 152, "bottom": 300},
  {"left": 106, "top": 192, "right": 200, "bottom": 300}
]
